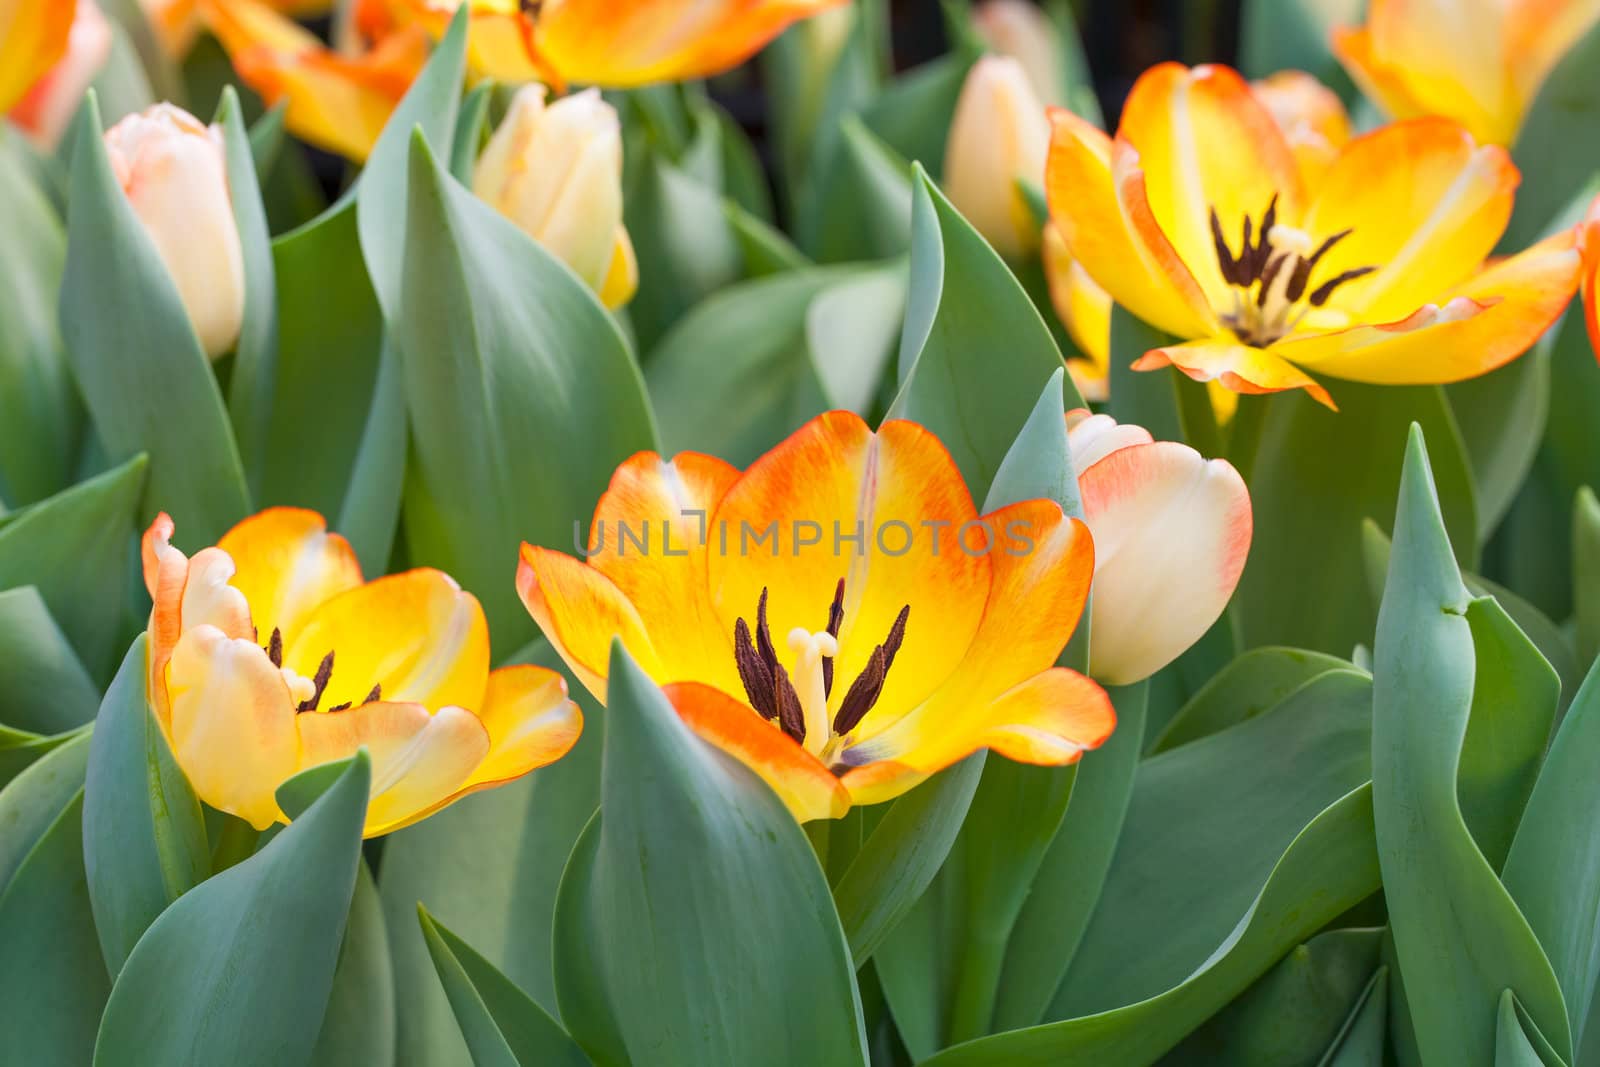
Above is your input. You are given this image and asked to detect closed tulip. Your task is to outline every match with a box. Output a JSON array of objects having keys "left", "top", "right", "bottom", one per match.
[
  {"left": 944, "top": 55, "right": 1051, "bottom": 260},
  {"left": 972, "top": 0, "right": 1066, "bottom": 106},
  {"left": 473, "top": 85, "right": 637, "bottom": 309},
  {"left": 104, "top": 104, "right": 247, "bottom": 359},
  {"left": 8, "top": 0, "right": 111, "bottom": 149}
]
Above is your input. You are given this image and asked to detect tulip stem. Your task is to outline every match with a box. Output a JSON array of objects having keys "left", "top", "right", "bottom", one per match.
[{"left": 211, "top": 814, "right": 262, "bottom": 874}]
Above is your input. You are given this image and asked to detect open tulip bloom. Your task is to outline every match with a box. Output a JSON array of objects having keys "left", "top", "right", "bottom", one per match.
[
  {"left": 142, "top": 509, "right": 582, "bottom": 835},
  {"left": 1047, "top": 62, "right": 1588, "bottom": 409}
]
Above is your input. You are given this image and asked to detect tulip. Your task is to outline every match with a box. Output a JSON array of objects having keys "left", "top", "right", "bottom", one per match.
[
  {"left": 1249, "top": 70, "right": 1351, "bottom": 187},
  {"left": 473, "top": 85, "right": 636, "bottom": 309},
  {"left": 1583, "top": 199, "right": 1599, "bottom": 360},
  {"left": 368, "top": 0, "right": 558, "bottom": 85},
  {"left": 1333, "top": 0, "right": 1600, "bottom": 146},
  {"left": 142, "top": 509, "right": 582, "bottom": 834},
  {"left": 517, "top": 411, "right": 1116, "bottom": 821},
  {"left": 1067, "top": 411, "right": 1252, "bottom": 684},
  {"left": 144, "top": 0, "right": 335, "bottom": 58},
  {"left": 105, "top": 104, "right": 247, "bottom": 360},
  {"left": 7, "top": 0, "right": 112, "bottom": 149},
  {"left": 1047, "top": 62, "right": 1586, "bottom": 410},
  {"left": 1042, "top": 223, "right": 1112, "bottom": 402},
  {"left": 0, "top": 0, "right": 74, "bottom": 114},
  {"left": 971, "top": 0, "right": 1066, "bottom": 106},
  {"left": 944, "top": 56, "right": 1051, "bottom": 260}
]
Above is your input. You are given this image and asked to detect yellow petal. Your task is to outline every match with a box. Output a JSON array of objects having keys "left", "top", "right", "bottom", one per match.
[
  {"left": 1363, "top": 0, "right": 1519, "bottom": 145},
  {"left": 217, "top": 507, "right": 364, "bottom": 643},
  {"left": 465, "top": 665, "right": 583, "bottom": 787},
  {"left": 1043, "top": 223, "right": 1111, "bottom": 379},
  {"left": 0, "top": 0, "right": 75, "bottom": 112},
  {"left": 1507, "top": 0, "right": 1600, "bottom": 115},
  {"left": 1132, "top": 336, "right": 1336, "bottom": 409},
  {"left": 516, "top": 543, "right": 663, "bottom": 700},
  {"left": 1249, "top": 70, "right": 1351, "bottom": 187},
  {"left": 943, "top": 55, "right": 1052, "bottom": 260},
  {"left": 1329, "top": 26, "right": 1431, "bottom": 128},
  {"left": 283, "top": 569, "right": 491, "bottom": 713},
  {"left": 166, "top": 625, "right": 301, "bottom": 829},
  {"left": 598, "top": 226, "right": 638, "bottom": 309}
]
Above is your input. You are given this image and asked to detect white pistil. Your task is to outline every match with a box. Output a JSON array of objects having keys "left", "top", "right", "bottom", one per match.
[
  {"left": 787, "top": 627, "right": 838, "bottom": 756},
  {"left": 1266, "top": 223, "right": 1314, "bottom": 258},
  {"left": 280, "top": 667, "right": 316, "bottom": 708}
]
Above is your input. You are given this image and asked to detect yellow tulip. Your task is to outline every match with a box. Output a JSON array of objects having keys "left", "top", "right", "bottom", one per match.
[
  {"left": 943, "top": 55, "right": 1051, "bottom": 260},
  {"left": 142, "top": 509, "right": 582, "bottom": 835},
  {"left": 1333, "top": 0, "right": 1600, "bottom": 146},
  {"left": 0, "top": 0, "right": 75, "bottom": 114},
  {"left": 364, "top": 0, "right": 557, "bottom": 85},
  {"left": 473, "top": 85, "right": 636, "bottom": 309},
  {"left": 516, "top": 411, "right": 1116, "bottom": 822},
  {"left": 1046, "top": 62, "right": 1585, "bottom": 410},
  {"left": 104, "top": 104, "right": 247, "bottom": 359},
  {"left": 7, "top": 0, "right": 111, "bottom": 149}
]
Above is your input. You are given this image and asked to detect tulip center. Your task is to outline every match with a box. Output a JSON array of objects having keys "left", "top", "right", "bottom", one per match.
[
  {"left": 731, "top": 582, "right": 910, "bottom": 765},
  {"left": 264, "top": 627, "right": 381, "bottom": 713},
  {"left": 1209, "top": 195, "right": 1375, "bottom": 346}
]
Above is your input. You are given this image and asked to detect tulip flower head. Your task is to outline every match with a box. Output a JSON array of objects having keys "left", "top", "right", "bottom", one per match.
[
  {"left": 972, "top": 0, "right": 1068, "bottom": 107},
  {"left": 473, "top": 85, "right": 637, "bottom": 309},
  {"left": 8, "top": 0, "right": 111, "bottom": 149},
  {"left": 944, "top": 55, "right": 1052, "bottom": 260},
  {"left": 1068, "top": 411, "right": 1252, "bottom": 684},
  {"left": 104, "top": 104, "right": 248, "bottom": 360},
  {"left": 1047, "top": 62, "right": 1586, "bottom": 409},
  {"left": 518, "top": 412, "right": 1116, "bottom": 822},
  {"left": 142, "top": 509, "right": 582, "bottom": 835}
]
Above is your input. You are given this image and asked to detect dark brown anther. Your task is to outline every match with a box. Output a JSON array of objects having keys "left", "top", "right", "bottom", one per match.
[
  {"left": 882, "top": 605, "right": 909, "bottom": 670},
  {"left": 1250, "top": 194, "right": 1280, "bottom": 281},
  {"left": 822, "top": 578, "right": 845, "bottom": 696},
  {"left": 1210, "top": 208, "right": 1240, "bottom": 285},
  {"left": 833, "top": 647, "right": 887, "bottom": 736},
  {"left": 297, "top": 650, "right": 335, "bottom": 712},
  {"left": 773, "top": 662, "right": 806, "bottom": 743},
  {"left": 754, "top": 587, "right": 777, "bottom": 670},
  {"left": 364, "top": 683, "right": 382, "bottom": 705},
  {"left": 266, "top": 627, "right": 283, "bottom": 667},
  {"left": 1255, "top": 253, "right": 1288, "bottom": 307},
  {"left": 1308, "top": 265, "right": 1377, "bottom": 307},
  {"left": 327, "top": 702, "right": 351, "bottom": 712},
  {"left": 1285, "top": 256, "right": 1314, "bottom": 303},
  {"left": 734, "top": 618, "right": 778, "bottom": 719}
]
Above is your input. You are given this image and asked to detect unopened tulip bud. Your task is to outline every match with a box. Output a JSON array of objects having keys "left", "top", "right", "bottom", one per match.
[
  {"left": 104, "top": 104, "right": 247, "bottom": 360},
  {"left": 473, "top": 86, "right": 637, "bottom": 309},
  {"left": 9, "top": 0, "right": 112, "bottom": 149},
  {"left": 972, "top": 0, "right": 1065, "bottom": 106},
  {"left": 944, "top": 55, "right": 1051, "bottom": 260}
]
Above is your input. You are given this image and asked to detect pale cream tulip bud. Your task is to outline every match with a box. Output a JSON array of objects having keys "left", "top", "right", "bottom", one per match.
[
  {"left": 104, "top": 104, "right": 247, "bottom": 360},
  {"left": 473, "top": 85, "right": 637, "bottom": 309},
  {"left": 9, "top": 0, "right": 113, "bottom": 150},
  {"left": 1069, "top": 411, "right": 1253, "bottom": 685},
  {"left": 943, "top": 55, "right": 1051, "bottom": 260},
  {"left": 972, "top": 0, "right": 1065, "bottom": 106}
]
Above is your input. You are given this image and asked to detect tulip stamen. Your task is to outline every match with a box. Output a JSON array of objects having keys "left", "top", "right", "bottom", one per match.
[
  {"left": 822, "top": 577, "right": 845, "bottom": 697},
  {"left": 832, "top": 604, "right": 910, "bottom": 738},
  {"left": 265, "top": 627, "right": 283, "bottom": 667},
  {"left": 734, "top": 588, "right": 809, "bottom": 744},
  {"left": 296, "top": 651, "right": 335, "bottom": 713}
]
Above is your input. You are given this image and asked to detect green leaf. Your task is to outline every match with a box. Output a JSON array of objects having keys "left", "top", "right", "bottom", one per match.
[
  {"left": 0, "top": 453, "right": 147, "bottom": 680},
  {"left": 92, "top": 752, "right": 371, "bottom": 1066},
  {"left": 449, "top": 81, "right": 493, "bottom": 185},
  {"left": 381, "top": 132, "right": 656, "bottom": 644},
  {"left": 725, "top": 200, "right": 812, "bottom": 276},
  {"left": 553, "top": 643, "right": 868, "bottom": 1066},
  {"left": 217, "top": 87, "right": 279, "bottom": 504},
  {"left": 59, "top": 93, "right": 250, "bottom": 546},
  {"left": 1506, "top": 18, "right": 1600, "bottom": 247},
  {"left": 1371, "top": 426, "right": 1570, "bottom": 1066},
  {"left": 0, "top": 731, "right": 90, "bottom": 893},
  {"left": 1321, "top": 969, "right": 1391, "bottom": 1067},
  {"left": 919, "top": 785, "right": 1379, "bottom": 1066},
  {"left": 806, "top": 263, "right": 907, "bottom": 415},
  {"left": 1150, "top": 646, "right": 1353, "bottom": 754},
  {"left": 888, "top": 167, "right": 1075, "bottom": 501},
  {"left": 418, "top": 906, "right": 588, "bottom": 1067},
  {"left": 1106, "top": 308, "right": 1185, "bottom": 443},
  {"left": 800, "top": 117, "right": 915, "bottom": 264},
  {"left": 1446, "top": 341, "right": 1549, "bottom": 539},
  {"left": 1165, "top": 928, "right": 1385, "bottom": 1066},
  {"left": 1575, "top": 486, "right": 1600, "bottom": 668},
  {"left": 1238, "top": 0, "right": 1362, "bottom": 86},
  {"left": 83, "top": 635, "right": 209, "bottom": 976},
  {"left": 310, "top": 863, "right": 396, "bottom": 1067},
  {"left": 1498, "top": 991, "right": 1567, "bottom": 1067},
  {"left": 1239, "top": 386, "right": 1477, "bottom": 655},
  {"left": 0, "top": 129, "right": 79, "bottom": 506},
  {"left": 860, "top": 51, "right": 977, "bottom": 180},
  {"left": 0, "top": 585, "right": 100, "bottom": 733}
]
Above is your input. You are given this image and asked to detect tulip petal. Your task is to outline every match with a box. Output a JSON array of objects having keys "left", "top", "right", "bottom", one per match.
[
  {"left": 1042, "top": 224, "right": 1112, "bottom": 388},
  {"left": 165, "top": 625, "right": 300, "bottom": 829},
  {"left": 707, "top": 412, "right": 990, "bottom": 722},
  {"left": 284, "top": 569, "right": 490, "bottom": 714},
  {"left": 1364, "top": 0, "right": 1518, "bottom": 145},
  {"left": 1133, "top": 337, "right": 1336, "bottom": 409},
  {"left": 1065, "top": 410, "right": 1154, "bottom": 470},
  {"left": 1304, "top": 118, "right": 1518, "bottom": 322},
  {"left": 296, "top": 701, "right": 488, "bottom": 835},
  {"left": 9, "top": 0, "right": 113, "bottom": 150},
  {"left": 1079, "top": 440, "right": 1251, "bottom": 684},
  {"left": 1045, "top": 108, "right": 1217, "bottom": 340},
  {"left": 1249, "top": 70, "right": 1351, "bottom": 188},
  {"left": 1273, "top": 228, "right": 1583, "bottom": 385},
  {"left": 465, "top": 664, "right": 583, "bottom": 788},
  {"left": 1117, "top": 62, "right": 1305, "bottom": 304},
  {"left": 585, "top": 450, "right": 743, "bottom": 695},
  {"left": 598, "top": 226, "right": 638, "bottom": 309},
  {"left": 1508, "top": 0, "right": 1600, "bottom": 109},
  {"left": 516, "top": 544, "right": 662, "bottom": 701},
  {"left": 1329, "top": 26, "right": 1430, "bottom": 128},
  {"left": 0, "top": 0, "right": 75, "bottom": 113},
  {"left": 664, "top": 682, "right": 850, "bottom": 823},
  {"left": 1582, "top": 208, "right": 1600, "bottom": 362},
  {"left": 217, "top": 507, "right": 363, "bottom": 642}
]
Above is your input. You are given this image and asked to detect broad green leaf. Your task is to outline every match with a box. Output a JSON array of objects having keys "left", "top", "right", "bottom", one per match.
[
  {"left": 919, "top": 785, "right": 1380, "bottom": 1066},
  {"left": 1321, "top": 969, "right": 1391, "bottom": 1067},
  {"left": 860, "top": 50, "right": 977, "bottom": 180},
  {"left": 217, "top": 88, "right": 279, "bottom": 504},
  {"left": 60, "top": 93, "right": 250, "bottom": 546},
  {"left": 83, "top": 634, "right": 209, "bottom": 976},
  {"left": 1575, "top": 486, "right": 1600, "bottom": 667},
  {"left": 802, "top": 117, "right": 915, "bottom": 264},
  {"left": 381, "top": 132, "right": 656, "bottom": 645},
  {"left": 1497, "top": 991, "right": 1567, "bottom": 1067},
  {"left": 0, "top": 453, "right": 147, "bottom": 680},
  {"left": 889, "top": 168, "right": 1075, "bottom": 501},
  {"left": 807, "top": 262, "right": 907, "bottom": 415},
  {"left": 0, "top": 731, "right": 90, "bottom": 892},
  {"left": 310, "top": 863, "right": 396, "bottom": 1067},
  {"left": 1371, "top": 426, "right": 1570, "bottom": 1066},
  {"left": 0, "top": 723, "right": 86, "bottom": 788},
  {"left": 1150, "top": 646, "right": 1353, "bottom": 754},
  {"left": 449, "top": 81, "right": 493, "bottom": 185},
  {"left": 419, "top": 907, "right": 588, "bottom": 1067},
  {"left": 92, "top": 753, "right": 371, "bottom": 1066},
  {"left": 1239, "top": 385, "right": 1477, "bottom": 655},
  {"left": 1166, "top": 928, "right": 1384, "bottom": 1066},
  {"left": 1506, "top": 18, "right": 1600, "bottom": 247},
  {"left": 552, "top": 644, "right": 868, "bottom": 1066},
  {"left": 726, "top": 200, "right": 812, "bottom": 276},
  {"left": 1051, "top": 670, "right": 1373, "bottom": 1021},
  {"left": 0, "top": 129, "right": 79, "bottom": 506},
  {"left": 0, "top": 585, "right": 100, "bottom": 733}
]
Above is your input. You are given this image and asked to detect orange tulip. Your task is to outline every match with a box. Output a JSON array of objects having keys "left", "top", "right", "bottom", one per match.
[
  {"left": 1584, "top": 198, "right": 1600, "bottom": 361},
  {"left": 142, "top": 0, "right": 335, "bottom": 58},
  {"left": 0, "top": 0, "right": 76, "bottom": 115},
  {"left": 517, "top": 411, "right": 1116, "bottom": 821},
  {"left": 7, "top": 0, "right": 111, "bottom": 149},
  {"left": 142, "top": 508, "right": 581, "bottom": 835},
  {"left": 1046, "top": 62, "right": 1585, "bottom": 410},
  {"left": 365, "top": 0, "right": 557, "bottom": 85}
]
